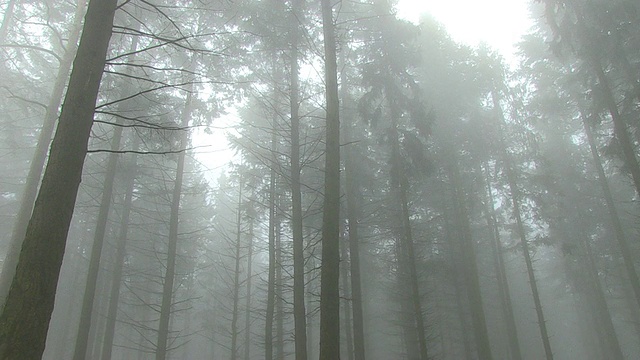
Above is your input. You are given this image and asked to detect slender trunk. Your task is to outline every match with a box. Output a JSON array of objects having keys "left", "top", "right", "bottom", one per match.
[
  {"left": 443, "top": 206, "right": 473, "bottom": 360},
  {"left": 340, "top": 236, "right": 354, "bottom": 360},
  {"left": 582, "top": 113, "right": 640, "bottom": 309},
  {"left": 101, "top": 137, "right": 140, "bottom": 360},
  {"left": 244, "top": 222, "right": 254, "bottom": 360},
  {"left": 319, "top": 0, "right": 341, "bottom": 357},
  {"left": 0, "top": 0, "right": 86, "bottom": 306},
  {"left": 289, "top": 1, "right": 308, "bottom": 358},
  {"left": 0, "top": 0, "right": 116, "bottom": 357},
  {"left": 447, "top": 157, "right": 493, "bottom": 360},
  {"left": 265, "top": 102, "right": 278, "bottom": 360},
  {"left": 340, "top": 54, "right": 366, "bottom": 360},
  {"left": 231, "top": 184, "right": 244, "bottom": 360},
  {"left": 388, "top": 105, "right": 428, "bottom": 359},
  {"left": 275, "top": 215, "right": 284, "bottom": 360},
  {"left": 481, "top": 163, "right": 522, "bottom": 360},
  {"left": 491, "top": 91, "right": 554, "bottom": 360},
  {"left": 155, "top": 77, "right": 195, "bottom": 360}
]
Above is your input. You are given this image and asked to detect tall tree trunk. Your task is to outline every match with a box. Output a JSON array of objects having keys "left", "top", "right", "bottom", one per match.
[
  {"left": 491, "top": 90, "right": 554, "bottom": 360},
  {"left": 446, "top": 156, "right": 493, "bottom": 360},
  {"left": 244, "top": 221, "right": 254, "bottom": 360},
  {"left": 231, "top": 184, "right": 244, "bottom": 360},
  {"left": 265, "top": 98, "right": 278, "bottom": 360},
  {"left": 155, "top": 76, "right": 195, "bottom": 360},
  {"left": 101, "top": 137, "right": 140, "bottom": 360},
  {"left": 388, "top": 106, "right": 428, "bottom": 359},
  {"left": 72, "top": 32, "right": 140, "bottom": 360},
  {"left": 288, "top": 1, "right": 308, "bottom": 358},
  {"left": 582, "top": 113, "right": 640, "bottom": 309},
  {"left": 481, "top": 163, "right": 522, "bottom": 360},
  {"left": 340, "top": 54, "right": 366, "bottom": 360},
  {"left": 0, "top": 0, "right": 116, "bottom": 357},
  {"left": 275, "top": 215, "right": 284, "bottom": 360},
  {"left": 0, "top": 0, "right": 86, "bottom": 306},
  {"left": 319, "top": 0, "right": 341, "bottom": 357},
  {"left": 340, "top": 236, "right": 354, "bottom": 360}
]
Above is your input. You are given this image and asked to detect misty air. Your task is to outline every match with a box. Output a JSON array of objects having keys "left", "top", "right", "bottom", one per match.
[{"left": 0, "top": 0, "right": 639, "bottom": 359}]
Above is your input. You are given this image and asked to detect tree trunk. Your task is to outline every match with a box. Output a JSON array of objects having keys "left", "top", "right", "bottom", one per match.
[
  {"left": 582, "top": 111, "right": 640, "bottom": 310},
  {"left": 340, "top": 54, "right": 367, "bottom": 360},
  {"left": 155, "top": 77, "right": 195, "bottom": 360},
  {"left": 319, "top": 0, "right": 341, "bottom": 357},
  {"left": 244, "top": 221, "right": 254, "bottom": 360},
  {"left": 231, "top": 184, "right": 244, "bottom": 360},
  {"left": 0, "top": 0, "right": 116, "bottom": 357},
  {"left": 492, "top": 90, "right": 554, "bottom": 360},
  {"left": 388, "top": 103, "right": 428, "bottom": 359},
  {"left": 446, "top": 156, "right": 493, "bottom": 360},
  {"left": 288, "top": 1, "right": 308, "bottom": 358},
  {"left": 340, "top": 236, "right": 354, "bottom": 360},
  {"left": 265, "top": 97, "right": 278, "bottom": 360},
  {"left": 101, "top": 137, "right": 140, "bottom": 360},
  {"left": 275, "top": 215, "right": 284, "bottom": 360},
  {"left": 0, "top": 0, "right": 86, "bottom": 306},
  {"left": 481, "top": 163, "right": 522, "bottom": 360}
]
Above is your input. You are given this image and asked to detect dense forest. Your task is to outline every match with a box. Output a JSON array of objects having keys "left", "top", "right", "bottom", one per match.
[{"left": 0, "top": 0, "right": 639, "bottom": 359}]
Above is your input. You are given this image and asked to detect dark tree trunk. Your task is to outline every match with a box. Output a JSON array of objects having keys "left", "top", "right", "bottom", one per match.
[
  {"left": 288, "top": 1, "right": 308, "bottom": 358},
  {"left": 0, "top": 0, "right": 117, "bottom": 357},
  {"left": 446, "top": 156, "right": 493, "bottom": 360},
  {"left": 231, "top": 184, "right": 244, "bottom": 360},
  {"left": 275, "top": 215, "right": 284, "bottom": 360},
  {"left": 265, "top": 96, "right": 278, "bottom": 360},
  {"left": 319, "top": 0, "right": 341, "bottom": 357},
  {"left": 340, "top": 236, "right": 354, "bottom": 360},
  {"left": 101, "top": 137, "right": 140, "bottom": 360},
  {"left": 481, "top": 163, "right": 522, "bottom": 360},
  {"left": 0, "top": 0, "right": 86, "bottom": 306},
  {"left": 155, "top": 81, "right": 194, "bottom": 360},
  {"left": 340, "top": 55, "right": 367, "bottom": 360},
  {"left": 244, "top": 221, "right": 254, "bottom": 360},
  {"left": 388, "top": 106, "right": 428, "bottom": 359}
]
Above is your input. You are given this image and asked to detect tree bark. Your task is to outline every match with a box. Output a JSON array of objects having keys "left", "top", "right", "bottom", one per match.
[
  {"left": 265, "top": 92, "right": 278, "bottom": 360},
  {"left": 101, "top": 137, "right": 140, "bottom": 360},
  {"left": 288, "top": 1, "right": 308, "bottom": 358},
  {"left": 0, "top": 0, "right": 117, "bottom": 357},
  {"left": 319, "top": 0, "right": 341, "bottom": 357},
  {"left": 231, "top": 183, "right": 244, "bottom": 360},
  {"left": 340, "top": 54, "right": 367, "bottom": 360},
  {"left": 0, "top": 0, "right": 86, "bottom": 306},
  {"left": 340, "top": 236, "right": 354, "bottom": 360},
  {"left": 155, "top": 75, "right": 195, "bottom": 360},
  {"left": 244, "top": 221, "right": 254, "bottom": 360}
]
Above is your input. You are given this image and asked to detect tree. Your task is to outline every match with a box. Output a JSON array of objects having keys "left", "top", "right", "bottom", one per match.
[
  {"left": 319, "top": 0, "right": 341, "bottom": 358},
  {"left": 0, "top": 0, "right": 117, "bottom": 357}
]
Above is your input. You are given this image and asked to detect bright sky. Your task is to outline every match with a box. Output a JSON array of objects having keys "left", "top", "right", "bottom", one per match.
[{"left": 396, "top": 0, "right": 533, "bottom": 59}]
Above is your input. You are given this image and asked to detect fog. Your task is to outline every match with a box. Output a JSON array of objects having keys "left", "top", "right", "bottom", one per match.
[{"left": 0, "top": 0, "right": 639, "bottom": 359}]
